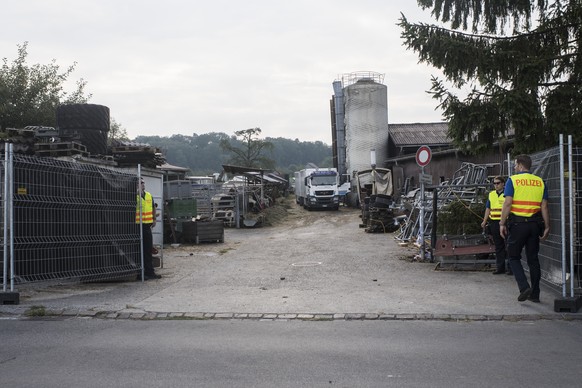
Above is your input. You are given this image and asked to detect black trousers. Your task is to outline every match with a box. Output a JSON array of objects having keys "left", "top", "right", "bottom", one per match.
[
  {"left": 142, "top": 224, "right": 155, "bottom": 275},
  {"left": 506, "top": 221, "right": 542, "bottom": 298},
  {"left": 488, "top": 220, "right": 508, "bottom": 271}
]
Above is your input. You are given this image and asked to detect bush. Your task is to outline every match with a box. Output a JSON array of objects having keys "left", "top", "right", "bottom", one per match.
[{"left": 437, "top": 200, "right": 485, "bottom": 235}]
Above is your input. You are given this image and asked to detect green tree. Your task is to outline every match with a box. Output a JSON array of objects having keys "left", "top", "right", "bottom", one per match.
[
  {"left": 135, "top": 132, "right": 331, "bottom": 175},
  {"left": 0, "top": 42, "right": 91, "bottom": 130},
  {"left": 399, "top": 1, "right": 582, "bottom": 154},
  {"left": 219, "top": 127, "right": 275, "bottom": 169},
  {"left": 267, "top": 137, "right": 332, "bottom": 174},
  {"left": 108, "top": 117, "right": 129, "bottom": 144}
]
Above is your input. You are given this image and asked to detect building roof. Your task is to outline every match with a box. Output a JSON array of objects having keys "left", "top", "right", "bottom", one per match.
[
  {"left": 157, "top": 163, "right": 190, "bottom": 173},
  {"left": 221, "top": 164, "right": 287, "bottom": 185},
  {"left": 388, "top": 122, "right": 450, "bottom": 147}
]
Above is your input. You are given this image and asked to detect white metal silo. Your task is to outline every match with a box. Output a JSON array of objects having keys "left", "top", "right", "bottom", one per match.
[{"left": 342, "top": 72, "right": 388, "bottom": 176}]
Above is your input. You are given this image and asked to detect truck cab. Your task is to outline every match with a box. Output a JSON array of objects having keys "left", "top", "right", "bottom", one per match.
[{"left": 295, "top": 168, "right": 340, "bottom": 210}]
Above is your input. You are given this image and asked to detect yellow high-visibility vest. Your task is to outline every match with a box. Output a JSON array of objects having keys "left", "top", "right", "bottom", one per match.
[
  {"left": 510, "top": 173, "right": 544, "bottom": 217},
  {"left": 488, "top": 190, "right": 504, "bottom": 220},
  {"left": 136, "top": 192, "right": 154, "bottom": 223}
]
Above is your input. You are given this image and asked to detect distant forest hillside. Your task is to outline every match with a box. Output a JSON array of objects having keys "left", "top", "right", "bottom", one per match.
[{"left": 135, "top": 133, "right": 332, "bottom": 176}]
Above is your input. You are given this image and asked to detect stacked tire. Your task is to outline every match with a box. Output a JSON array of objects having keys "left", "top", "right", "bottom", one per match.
[
  {"left": 364, "top": 194, "right": 399, "bottom": 233},
  {"left": 57, "top": 104, "right": 110, "bottom": 155}
]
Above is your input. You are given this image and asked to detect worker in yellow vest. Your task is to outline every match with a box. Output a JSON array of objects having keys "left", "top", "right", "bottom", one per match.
[
  {"left": 481, "top": 176, "right": 510, "bottom": 275},
  {"left": 136, "top": 178, "right": 161, "bottom": 280},
  {"left": 500, "top": 155, "right": 550, "bottom": 303}
]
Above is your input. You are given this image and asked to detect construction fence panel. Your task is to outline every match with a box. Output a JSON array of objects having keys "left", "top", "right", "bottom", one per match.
[
  {"left": 570, "top": 147, "right": 582, "bottom": 296},
  {"left": 532, "top": 146, "right": 581, "bottom": 296},
  {"left": 1, "top": 153, "right": 141, "bottom": 285}
]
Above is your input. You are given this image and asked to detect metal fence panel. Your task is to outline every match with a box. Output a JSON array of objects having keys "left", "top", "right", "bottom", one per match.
[
  {"left": 530, "top": 147, "right": 563, "bottom": 292},
  {"left": 532, "top": 145, "right": 581, "bottom": 296},
  {"left": 1, "top": 153, "right": 141, "bottom": 285}
]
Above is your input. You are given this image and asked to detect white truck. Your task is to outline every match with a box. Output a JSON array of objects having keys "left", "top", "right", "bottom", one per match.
[{"left": 295, "top": 168, "right": 340, "bottom": 210}]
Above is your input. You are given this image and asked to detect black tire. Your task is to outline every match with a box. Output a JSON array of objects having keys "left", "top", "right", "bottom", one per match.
[
  {"left": 74, "top": 128, "right": 109, "bottom": 155},
  {"left": 57, "top": 104, "right": 110, "bottom": 155},
  {"left": 57, "top": 104, "right": 110, "bottom": 130},
  {"left": 374, "top": 194, "right": 392, "bottom": 207},
  {"left": 386, "top": 224, "right": 400, "bottom": 233}
]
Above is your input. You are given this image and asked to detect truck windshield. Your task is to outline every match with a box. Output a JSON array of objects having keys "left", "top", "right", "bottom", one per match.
[{"left": 311, "top": 175, "right": 337, "bottom": 186}]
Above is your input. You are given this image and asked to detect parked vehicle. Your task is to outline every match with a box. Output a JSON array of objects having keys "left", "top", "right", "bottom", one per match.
[{"left": 295, "top": 168, "right": 340, "bottom": 210}]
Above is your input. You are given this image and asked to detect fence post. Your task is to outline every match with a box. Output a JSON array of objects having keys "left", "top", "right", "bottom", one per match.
[
  {"left": 554, "top": 134, "right": 581, "bottom": 312},
  {"left": 568, "top": 135, "right": 575, "bottom": 297},
  {"left": 138, "top": 165, "right": 144, "bottom": 282},
  {"left": 2, "top": 143, "right": 8, "bottom": 292},
  {"left": 1, "top": 143, "right": 19, "bottom": 304}
]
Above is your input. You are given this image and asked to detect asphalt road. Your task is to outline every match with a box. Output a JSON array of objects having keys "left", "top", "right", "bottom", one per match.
[
  {"left": 1, "top": 318, "right": 581, "bottom": 387},
  {"left": 1, "top": 203, "right": 581, "bottom": 387}
]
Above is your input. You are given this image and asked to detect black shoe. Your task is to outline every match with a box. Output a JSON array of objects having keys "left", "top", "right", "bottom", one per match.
[
  {"left": 492, "top": 270, "right": 505, "bottom": 275},
  {"left": 518, "top": 288, "right": 532, "bottom": 302},
  {"left": 506, "top": 271, "right": 513, "bottom": 275},
  {"left": 528, "top": 296, "right": 540, "bottom": 303}
]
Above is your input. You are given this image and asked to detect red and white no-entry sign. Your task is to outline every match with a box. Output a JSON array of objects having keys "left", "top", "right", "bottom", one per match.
[{"left": 416, "top": 145, "right": 432, "bottom": 167}]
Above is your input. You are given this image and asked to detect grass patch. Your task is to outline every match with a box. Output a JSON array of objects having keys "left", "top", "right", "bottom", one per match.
[
  {"left": 310, "top": 317, "right": 334, "bottom": 321},
  {"left": 25, "top": 305, "right": 47, "bottom": 317}
]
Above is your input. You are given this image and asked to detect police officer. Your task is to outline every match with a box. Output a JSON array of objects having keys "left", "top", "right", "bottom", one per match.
[
  {"left": 136, "top": 178, "right": 161, "bottom": 280},
  {"left": 500, "top": 155, "right": 550, "bottom": 302},
  {"left": 481, "top": 176, "right": 511, "bottom": 275}
]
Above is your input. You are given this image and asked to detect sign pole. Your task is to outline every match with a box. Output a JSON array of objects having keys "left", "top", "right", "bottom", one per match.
[
  {"left": 415, "top": 145, "right": 432, "bottom": 260},
  {"left": 419, "top": 166, "right": 425, "bottom": 259}
]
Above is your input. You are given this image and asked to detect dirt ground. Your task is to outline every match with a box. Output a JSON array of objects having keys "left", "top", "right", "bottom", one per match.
[
  {"left": 4, "top": 194, "right": 558, "bottom": 318},
  {"left": 248, "top": 195, "right": 344, "bottom": 228}
]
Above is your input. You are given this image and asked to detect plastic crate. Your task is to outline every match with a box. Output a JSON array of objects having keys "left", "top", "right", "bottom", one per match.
[
  {"left": 181, "top": 221, "right": 224, "bottom": 244},
  {"left": 168, "top": 198, "right": 197, "bottom": 219}
]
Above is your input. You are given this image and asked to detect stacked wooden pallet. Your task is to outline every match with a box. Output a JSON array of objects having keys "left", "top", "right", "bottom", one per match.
[
  {"left": 111, "top": 142, "right": 166, "bottom": 168},
  {"left": 34, "top": 141, "right": 88, "bottom": 157}
]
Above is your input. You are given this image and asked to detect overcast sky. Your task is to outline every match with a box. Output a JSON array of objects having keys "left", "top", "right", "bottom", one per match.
[{"left": 2, "top": 0, "right": 446, "bottom": 144}]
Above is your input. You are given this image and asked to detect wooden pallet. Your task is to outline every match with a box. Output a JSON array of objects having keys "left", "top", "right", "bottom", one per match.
[
  {"left": 35, "top": 148, "right": 89, "bottom": 157},
  {"left": 35, "top": 141, "right": 87, "bottom": 152},
  {"left": 5, "top": 128, "right": 35, "bottom": 137},
  {"left": 111, "top": 146, "right": 156, "bottom": 152}
]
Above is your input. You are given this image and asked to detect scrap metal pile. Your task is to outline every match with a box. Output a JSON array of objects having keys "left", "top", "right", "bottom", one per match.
[
  {"left": 357, "top": 168, "right": 401, "bottom": 233},
  {"left": 395, "top": 162, "right": 496, "bottom": 266}
]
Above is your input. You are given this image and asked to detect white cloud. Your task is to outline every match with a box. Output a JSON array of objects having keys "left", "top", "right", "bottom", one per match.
[{"left": 2, "top": 0, "right": 445, "bottom": 143}]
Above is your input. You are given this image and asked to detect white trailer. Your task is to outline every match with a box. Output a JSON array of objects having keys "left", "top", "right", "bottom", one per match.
[{"left": 295, "top": 168, "right": 340, "bottom": 210}]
